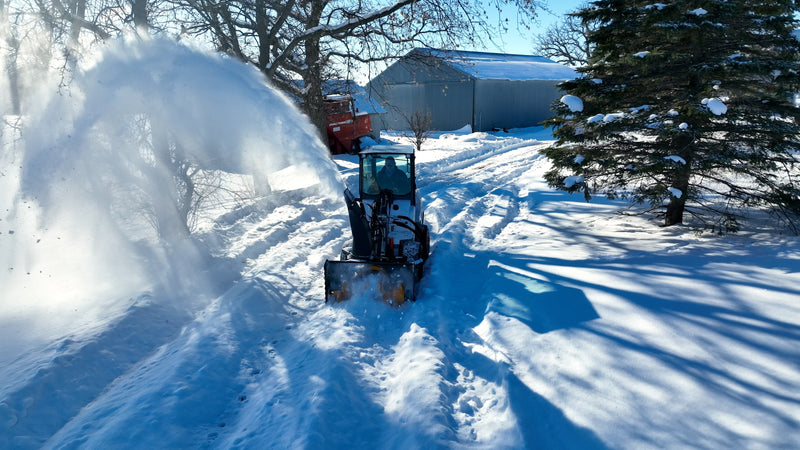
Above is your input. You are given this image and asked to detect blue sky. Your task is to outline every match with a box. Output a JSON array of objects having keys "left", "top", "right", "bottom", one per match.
[{"left": 475, "top": 0, "right": 586, "bottom": 55}]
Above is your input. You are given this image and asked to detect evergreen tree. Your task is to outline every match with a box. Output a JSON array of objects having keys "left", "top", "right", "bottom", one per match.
[{"left": 543, "top": 0, "right": 800, "bottom": 232}]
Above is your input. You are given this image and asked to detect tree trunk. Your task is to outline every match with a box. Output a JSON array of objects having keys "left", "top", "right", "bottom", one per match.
[
  {"left": 302, "top": 71, "right": 327, "bottom": 141},
  {"left": 664, "top": 151, "right": 692, "bottom": 227},
  {"left": 131, "top": 0, "right": 149, "bottom": 30},
  {"left": 301, "top": 0, "right": 328, "bottom": 141},
  {"left": 64, "top": 0, "right": 87, "bottom": 71},
  {"left": 254, "top": 0, "right": 269, "bottom": 70},
  {"left": 664, "top": 197, "right": 685, "bottom": 226},
  {"left": 151, "top": 121, "right": 193, "bottom": 240},
  {"left": 5, "top": 36, "right": 20, "bottom": 115}
]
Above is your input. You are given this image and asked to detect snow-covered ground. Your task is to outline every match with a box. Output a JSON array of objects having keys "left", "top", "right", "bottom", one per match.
[{"left": 2, "top": 39, "right": 800, "bottom": 449}]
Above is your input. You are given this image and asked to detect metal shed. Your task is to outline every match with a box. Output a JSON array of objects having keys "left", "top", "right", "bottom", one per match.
[{"left": 365, "top": 48, "right": 577, "bottom": 132}]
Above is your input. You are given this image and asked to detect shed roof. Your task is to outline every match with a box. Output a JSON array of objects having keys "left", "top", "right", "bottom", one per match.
[{"left": 412, "top": 48, "right": 577, "bottom": 81}]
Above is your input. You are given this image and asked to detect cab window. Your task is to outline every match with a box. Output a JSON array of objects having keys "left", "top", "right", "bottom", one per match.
[{"left": 361, "top": 154, "right": 411, "bottom": 196}]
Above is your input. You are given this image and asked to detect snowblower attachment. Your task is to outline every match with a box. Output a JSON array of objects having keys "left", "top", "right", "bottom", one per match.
[
  {"left": 325, "top": 146, "right": 429, "bottom": 306},
  {"left": 324, "top": 260, "right": 416, "bottom": 305}
]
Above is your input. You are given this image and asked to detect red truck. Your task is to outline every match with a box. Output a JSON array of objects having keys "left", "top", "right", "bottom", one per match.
[{"left": 324, "top": 95, "right": 372, "bottom": 154}]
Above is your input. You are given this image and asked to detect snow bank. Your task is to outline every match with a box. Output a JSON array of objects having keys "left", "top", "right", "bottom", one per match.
[{"left": 450, "top": 124, "right": 474, "bottom": 134}]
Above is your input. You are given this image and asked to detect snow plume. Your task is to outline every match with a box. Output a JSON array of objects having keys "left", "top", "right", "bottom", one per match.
[
  {"left": 21, "top": 37, "right": 341, "bottom": 212},
  {"left": 3, "top": 37, "right": 341, "bottom": 350}
]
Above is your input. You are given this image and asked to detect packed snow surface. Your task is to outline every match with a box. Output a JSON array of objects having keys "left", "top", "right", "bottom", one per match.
[{"left": 2, "top": 39, "right": 800, "bottom": 450}]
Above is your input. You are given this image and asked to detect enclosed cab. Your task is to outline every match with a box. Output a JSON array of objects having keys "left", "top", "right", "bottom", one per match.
[
  {"left": 324, "top": 145, "right": 429, "bottom": 305},
  {"left": 358, "top": 147, "right": 424, "bottom": 261}
]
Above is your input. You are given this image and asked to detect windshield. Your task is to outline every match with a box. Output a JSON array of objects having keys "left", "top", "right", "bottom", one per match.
[{"left": 361, "top": 153, "right": 412, "bottom": 196}]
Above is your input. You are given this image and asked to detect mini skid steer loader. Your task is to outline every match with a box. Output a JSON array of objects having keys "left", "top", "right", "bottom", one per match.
[{"left": 324, "top": 145, "right": 430, "bottom": 305}]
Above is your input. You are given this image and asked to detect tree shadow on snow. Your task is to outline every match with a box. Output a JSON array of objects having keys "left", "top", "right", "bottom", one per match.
[
  {"left": 0, "top": 296, "right": 193, "bottom": 449},
  {"left": 481, "top": 262, "right": 600, "bottom": 334},
  {"left": 480, "top": 196, "right": 800, "bottom": 448},
  {"left": 419, "top": 240, "right": 608, "bottom": 448}
]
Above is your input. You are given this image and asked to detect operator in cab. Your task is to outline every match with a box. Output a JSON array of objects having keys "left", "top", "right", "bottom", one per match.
[{"left": 376, "top": 157, "right": 410, "bottom": 194}]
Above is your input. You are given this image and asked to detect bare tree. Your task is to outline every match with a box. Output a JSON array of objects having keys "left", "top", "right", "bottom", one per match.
[
  {"left": 0, "top": 0, "right": 21, "bottom": 114},
  {"left": 0, "top": 0, "right": 172, "bottom": 108},
  {"left": 406, "top": 109, "right": 432, "bottom": 152},
  {"left": 533, "top": 8, "right": 595, "bottom": 67},
  {"left": 173, "top": 0, "right": 544, "bottom": 136}
]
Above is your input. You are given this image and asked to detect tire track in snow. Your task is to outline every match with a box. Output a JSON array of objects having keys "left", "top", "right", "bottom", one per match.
[
  {"left": 400, "top": 137, "right": 555, "bottom": 446},
  {"left": 430, "top": 188, "right": 520, "bottom": 250},
  {"left": 417, "top": 137, "right": 548, "bottom": 193},
  {"left": 194, "top": 190, "right": 456, "bottom": 447},
  {"left": 0, "top": 297, "right": 194, "bottom": 449},
  {"left": 224, "top": 143, "right": 546, "bottom": 447},
  {"left": 192, "top": 179, "right": 466, "bottom": 448},
  {"left": 197, "top": 194, "right": 374, "bottom": 447},
  {"left": 39, "top": 135, "right": 555, "bottom": 448}
]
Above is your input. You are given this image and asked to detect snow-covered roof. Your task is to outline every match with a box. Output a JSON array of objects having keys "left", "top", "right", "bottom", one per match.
[
  {"left": 292, "top": 79, "right": 387, "bottom": 115},
  {"left": 413, "top": 48, "right": 577, "bottom": 81},
  {"left": 360, "top": 144, "right": 414, "bottom": 155},
  {"left": 323, "top": 80, "right": 387, "bottom": 115}
]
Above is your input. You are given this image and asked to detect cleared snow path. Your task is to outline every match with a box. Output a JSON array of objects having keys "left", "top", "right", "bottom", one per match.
[{"left": 412, "top": 130, "right": 608, "bottom": 447}]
